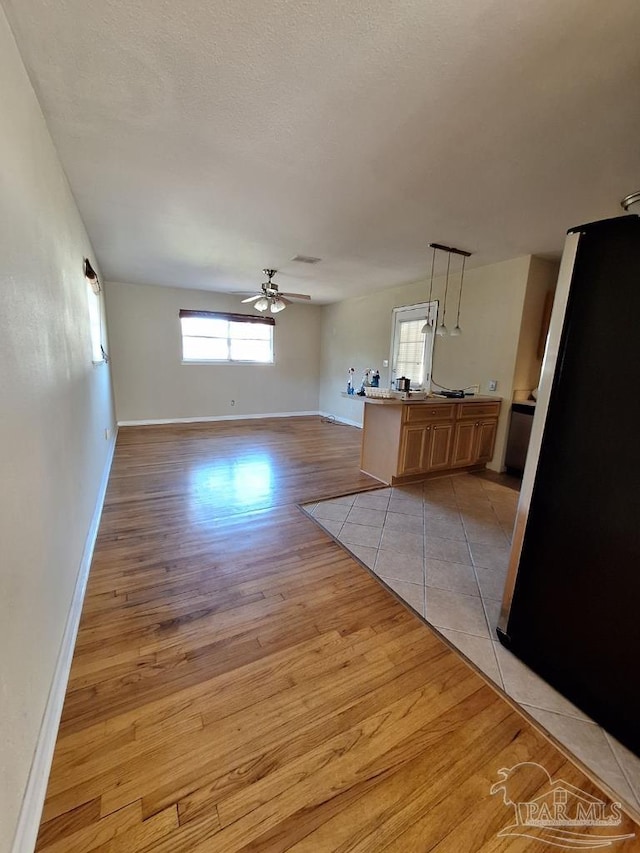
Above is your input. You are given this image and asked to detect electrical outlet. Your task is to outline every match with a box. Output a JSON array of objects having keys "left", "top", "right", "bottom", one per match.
[
  {"left": 382, "top": 359, "right": 389, "bottom": 368},
  {"left": 104, "top": 428, "right": 111, "bottom": 441},
  {"left": 230, "top": 399, "right": 235, "bottom": 407},
  {"left": 488, "top": 379, "right": 498, "bottom": 392}
]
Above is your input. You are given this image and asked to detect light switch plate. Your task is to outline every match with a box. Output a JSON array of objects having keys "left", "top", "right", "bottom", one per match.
[
  {"left": 382, "top": 359, "right": 389, "bottom": 368},
  {"left": 488, "top": 379, "right": 498, "bottom": 392}
]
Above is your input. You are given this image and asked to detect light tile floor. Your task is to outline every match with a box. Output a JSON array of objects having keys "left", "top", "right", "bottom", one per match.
[{"left": 303, "top": 473, "right": 640, "bottom": 820}]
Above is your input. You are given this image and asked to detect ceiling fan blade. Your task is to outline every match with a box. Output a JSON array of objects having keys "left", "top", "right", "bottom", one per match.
[
  {"left": 278, "top": 296, "right": 292, "bottom": 305},
  {"left": 280, "top": 292, "right": 311, "bottom": 300},
  {"left": 241, "top": 294, "right": 262, "bottom": 303}
]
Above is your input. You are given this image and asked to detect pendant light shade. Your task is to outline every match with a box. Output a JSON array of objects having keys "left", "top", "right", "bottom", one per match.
[{"left": 421, "top": 316, "right": 434, "bottom": 335}]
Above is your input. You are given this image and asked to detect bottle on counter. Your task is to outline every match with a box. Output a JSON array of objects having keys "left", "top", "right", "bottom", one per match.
[
  {"left": 347, "top": 367, "right": 355, "bottom": 395},
  {"left": 358, "top": 369, "right": 371, "bottom": 396}
]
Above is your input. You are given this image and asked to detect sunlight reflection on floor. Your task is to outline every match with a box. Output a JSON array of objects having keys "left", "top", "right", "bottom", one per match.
[{"left": 188, "top": 455, "right": 274, "bottom": 519}]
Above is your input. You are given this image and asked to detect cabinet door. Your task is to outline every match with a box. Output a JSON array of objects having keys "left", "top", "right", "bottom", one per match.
[
  {"left": 398, "top": 425, "right": 427, "bottom": 475},
  {"left": 475, "top": 419, "right": 498, "bottom": 463},
  {"left": 427, "top": 423, "right": 453, "bottom": 470},
  {"left": 451, "top": 421, "right": 476, "bottom": 467}
]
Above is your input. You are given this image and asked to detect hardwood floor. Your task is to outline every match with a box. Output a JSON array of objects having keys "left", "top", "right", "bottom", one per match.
[{"left": 36, "top": 417, "right": 639, "bottom": 851}]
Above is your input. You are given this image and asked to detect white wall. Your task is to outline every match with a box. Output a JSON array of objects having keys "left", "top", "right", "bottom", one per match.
[
  {"left": 105, "top": 281, "right": 322, "bottom": 422},
  {"left": 0, "top": 7, "right": 116, "bottom": 851},
  {"left": 513, "top": 256, "right": 559, "bottom": 399},
  {"left": 318, "top": 256, "right": 533, "bottom": 470}
]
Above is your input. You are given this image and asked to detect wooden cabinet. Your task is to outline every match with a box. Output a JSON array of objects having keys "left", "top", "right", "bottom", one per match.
[
  {"left": 451, "top": 401, "right": 501, "bottom": 469},
  {"left": 398, "top": 421, "right": 455, "bottom": 475},
  {"left": 476, "top": 419, "right": 498, "bottom": 462},
  {"left": 426, "top": 422, "right": 454, "bottom": 470},
  {"left": 451, "top": 420, "right": 477, "bottom": 467},
  {"left": 451, "top": 418, "right": 498, "bottom": 467},
  {"left": 398, "top": 425, "right": 428, "bottom": 475},
  {"left": 361, "top": 397, "right": 501, "bottom": 485},
  {"left": 404, "top": 403, "right": 455, "bottom": 423}
]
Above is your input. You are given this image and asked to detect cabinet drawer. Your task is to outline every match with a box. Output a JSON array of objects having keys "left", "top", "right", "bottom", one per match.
[
  {"left": 404, "top": 403, "right": 455, "bottom": 423},
  {"left": 457, "top": 402, "right": 501, "bottom": 420}
]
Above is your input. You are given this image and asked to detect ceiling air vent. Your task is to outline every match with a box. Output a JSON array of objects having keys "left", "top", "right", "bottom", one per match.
[{"left": 291, "top": 255, "right": 321, "bottom": 264}]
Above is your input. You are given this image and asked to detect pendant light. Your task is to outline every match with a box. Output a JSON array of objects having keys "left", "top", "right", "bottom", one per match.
[
  {"left": 436, "top": 252, "right": 451, "bottom": 337},
  {"left": 421, "top": 242, "right": 472, "bottom": 336},
  {"left": 421, "top": 245, "right": 437, "bottom": 334},
  {"left": 450, "top": 254, "right": 467, "bottom": 337}
]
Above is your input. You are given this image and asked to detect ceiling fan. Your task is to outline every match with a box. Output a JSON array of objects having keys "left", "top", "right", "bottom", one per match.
[{"left": 241, "top": 269, "right": 311, "bottom": 314}]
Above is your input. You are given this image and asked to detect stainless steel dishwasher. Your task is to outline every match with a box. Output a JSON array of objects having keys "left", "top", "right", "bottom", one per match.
[{"left": 505, "top": 401, "right": 535, "bottom": 475}]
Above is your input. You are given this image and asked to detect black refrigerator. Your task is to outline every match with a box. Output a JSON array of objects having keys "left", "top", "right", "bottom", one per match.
[{"left": 497, "top": 214, "right": 640, "bottom": 757}]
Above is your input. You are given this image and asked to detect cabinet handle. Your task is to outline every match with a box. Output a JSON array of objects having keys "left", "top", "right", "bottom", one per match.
[{"left": 475, "top": 422, "right": 480, "bottom": 426}]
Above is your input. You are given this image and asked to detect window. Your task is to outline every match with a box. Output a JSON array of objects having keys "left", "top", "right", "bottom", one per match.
[
  {"left": 179, "top": 310, "right": 275, "bottom": 363},
  {"left": 87, "top": 282, "right": 104, "bottom": 362},
  {"left": 84, "top": 258, "right": 107, "bottom": 364},
  {"left": 85, "top": 278, "right": 109, "bottom": 364},
  {"left": 390, "top": 302, "right": 437, "bottom": 389}
]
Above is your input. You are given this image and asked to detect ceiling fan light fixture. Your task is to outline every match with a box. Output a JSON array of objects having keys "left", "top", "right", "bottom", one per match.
[{"left": 241, "top": 268, "right": 311, "bottom": 313}]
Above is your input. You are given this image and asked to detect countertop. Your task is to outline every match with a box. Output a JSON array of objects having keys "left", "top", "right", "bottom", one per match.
[{"left": 361, "top": 394, "right": 501, "bottom": 406}]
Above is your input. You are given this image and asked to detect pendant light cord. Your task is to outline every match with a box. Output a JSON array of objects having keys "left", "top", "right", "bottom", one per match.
[
  {"left": 427, "top": 244, "right": 436, "bottom": 324},
  {"left": 455, "top": 255, "right": 466, "bottom": 328},
  {"left": 431, "top": 376, "right": 477, "bottom": 393},
  {"left": 441, "top": 252, "right": 451, "bottom": 325}
]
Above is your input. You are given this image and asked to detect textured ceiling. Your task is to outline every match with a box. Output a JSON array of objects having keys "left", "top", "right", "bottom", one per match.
[{"left": 3, "top": 0, "right": 640, "bottom": 301}]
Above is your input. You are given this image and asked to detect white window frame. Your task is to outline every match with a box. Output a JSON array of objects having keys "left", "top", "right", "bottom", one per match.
[
  {"left": 179, "top": 310, "right": 275, "bottom": 365},
  {"left": 389, "top": 301, "right": 437, "bottom": 391},
  {"left": 87, "top": 280, "right": 106, "bottom": 364}
]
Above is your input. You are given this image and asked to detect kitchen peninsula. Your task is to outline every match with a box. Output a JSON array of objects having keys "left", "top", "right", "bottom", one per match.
[{"left": 360, "top": 396, "right": 501, "bottom": 484}]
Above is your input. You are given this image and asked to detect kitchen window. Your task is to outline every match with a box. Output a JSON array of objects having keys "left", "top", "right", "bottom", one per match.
[
  {"left": 179, "top": 310, "right": 275, "bottom": 363},
  {"left": 390, "top": 302, "right": 437, "bottom": 389}
]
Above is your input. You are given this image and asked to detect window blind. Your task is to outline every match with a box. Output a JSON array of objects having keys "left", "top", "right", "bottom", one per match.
[
  {"left": 395, "top": 318, "right": 426, "bottom": 385},
  {"left": 179, "top": 309, "right": 275, "bottom": 326}
]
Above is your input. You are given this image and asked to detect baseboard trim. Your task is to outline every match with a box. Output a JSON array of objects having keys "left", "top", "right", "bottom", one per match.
[
  {"left": 319, "top": 411, "right": 363, "bottom": 429},
  {"left": 117, "top": 411, "right": 321, "bottom": 426},
  {"left": 11, "top": 428, "right": 118, "bottom": 853}
]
